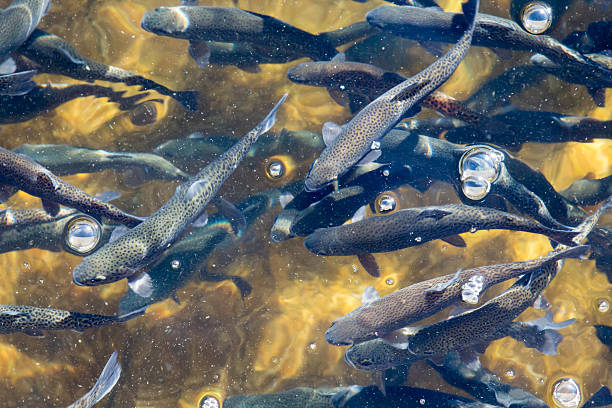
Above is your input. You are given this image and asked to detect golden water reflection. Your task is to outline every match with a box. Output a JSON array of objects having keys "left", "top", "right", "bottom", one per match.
[{"left": 0, "top": 0, "right": 610, "bottom": 407}]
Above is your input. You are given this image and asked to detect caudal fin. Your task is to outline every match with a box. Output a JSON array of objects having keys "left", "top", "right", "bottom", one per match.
[
  {"left": 66, "top": 352, "right": 121, "bottom": 408},
  {"left": 258, "top": 93, "right": 289, "bottom": 135}
]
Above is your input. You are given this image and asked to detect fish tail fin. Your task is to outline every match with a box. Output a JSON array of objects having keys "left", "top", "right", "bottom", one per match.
[
  {"left": 572, "top": 195, "right": 612, "bottom": 244},
  {"left": 461, "top": 0, "right": 479, "bottom": 28},
  {"left": 117, "top": 306, "right": 147, "bottom": 322},
  {"left": 175, "top": 89, "right": 199, "bottom": 111},
  {"left": 550, "top": 244, "right": 590, "bottom": 262},
  {"left": 258, "top": 92, "right": 289, "bottom": 135},
  {"left": 67, "top": 352, "right": 121, "bottom": 408}
]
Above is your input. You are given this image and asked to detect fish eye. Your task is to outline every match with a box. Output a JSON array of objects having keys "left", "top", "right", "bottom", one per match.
[{"left": 359, "top": 359, "right": 373, "bottom": 367}]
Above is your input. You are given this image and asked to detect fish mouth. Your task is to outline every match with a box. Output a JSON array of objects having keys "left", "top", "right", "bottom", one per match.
[{"left": 325, "top": 326, "right": 352, "bottom": 346}]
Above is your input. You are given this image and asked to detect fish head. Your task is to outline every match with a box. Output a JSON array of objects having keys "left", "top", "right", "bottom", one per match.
[
  {"left": 286, "top": 62, "right": 324, "bottom": 84},
  {"left": 72, "top": 249, "right": 138, "bottom": 287},
  {"left": 304, "top": 160, "right": 337, "bottom": 192},
  {"left": 326, "top": 314, "right": 375, "bottom": 346},
  {"left": 141, "top": 7, "right": 192, "bottom": 38},
  {"left": 344, "top": 339, "right": 398, "bottom": 371}
]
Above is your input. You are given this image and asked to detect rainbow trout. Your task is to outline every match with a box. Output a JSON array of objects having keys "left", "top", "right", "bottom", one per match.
[
  {"left": 304, "top": 204, "right": 582, "bottom": 257},
  {"left": 326, "top": 245, "right": 589, "bottom": 345},
  {"left": 0, "top": 147, "right": 142, "bottom": 227},
  {"left": 16, "top": 29, "right": 198, "bottom": 110},
  {"left": 72, "top": 94, "right": 288, "bottom": 295},
  {"left": 67, "top": 352, "right": 121, "bottom": 408},
  {"left": 0, "top": 305, "right": 144, "bottom": 337},
  {"left": 303, "top": 0, "right": 479, "bottom": 191}
]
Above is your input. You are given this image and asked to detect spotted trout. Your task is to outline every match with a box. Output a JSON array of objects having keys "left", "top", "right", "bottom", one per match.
[
  {"left": 303, "top": 0, "right": 479, "bottom": 191},
  {"left": 0, "top": 147, "right": 142, "bottom": 227},
  {"left": 72, "top": 94, "right": 288, "bottom": 295},
  {"left": 326, "top": 245, "right": 589, "bottom": 345},
  {"left": 0, "top": 304, "right": 145, "bottom": 337}
]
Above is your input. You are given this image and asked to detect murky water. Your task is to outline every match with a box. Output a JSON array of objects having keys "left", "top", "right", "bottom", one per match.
[{"left": 0, "top": 0, "right": 610, "bottom": 407}]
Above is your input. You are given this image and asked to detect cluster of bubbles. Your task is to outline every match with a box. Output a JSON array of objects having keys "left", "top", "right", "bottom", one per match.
[
  {"left": 458, "top": 145, "right": 504, "bottom": 201},
  {"left": 63, "top": 216, "right": 102, "bottom": 255},
  {"left": 461, "top": 275, "right": 485, "bottom": 304}
]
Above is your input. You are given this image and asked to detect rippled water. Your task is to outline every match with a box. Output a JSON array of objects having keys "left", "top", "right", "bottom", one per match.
[{"left": 0, "top": 0, "right": 610, "bottom": 407}]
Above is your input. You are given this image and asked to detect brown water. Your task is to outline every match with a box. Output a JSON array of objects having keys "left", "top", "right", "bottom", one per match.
[{"left": 0, "top": 0, "right": 610, "bottom": 407}]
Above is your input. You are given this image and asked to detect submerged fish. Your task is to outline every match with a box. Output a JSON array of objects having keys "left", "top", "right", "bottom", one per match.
[
  {"left": 561, "top": 175, "right": 612, "bottom": 207},
  {"left": 141, "top": 4, "right": 338, "bottom": 67},
  {"left": 67, "top": 352, "right": 121, "bottom": 408},
  {"left": 287, "top": 60, "right": 486, "bottom": 124},
  {"left": 72, "top": 94, "right": 287, "bottom": 295},
  {"left": 13, "top": 144, "right": 189, "bottom": 186},
  {"left": 203, "top": 21, "right": 378, "bottom": 72},
  {"left": 0, "top": 82, "right": 146, "bottom": 124},
  {"left": 16, "top": 29, "right": 198, "bottom": 110},
  {"left": 304, "top": 0, "right": 479, "bottom": 191},
  {"left": 0, "top": 208, "right": 115, "bottom": 255},
  {"left": 0, "top": 0, "right": 49, "bottom": 95},
  {"left": 304, "top": 204, "right": 581, "bottom": 257},
  {"left": 325, "top": 245, "right": 588, "bottom": 346},
  {"left": 0, "top": 147, "right": 142, "bottom": 226},
  {"left": 366, "top": 5, "right": 612, "bottom": 95},
  {"left": 0, "top": 304, "right": 145, "bottom": 337},
  {"left": 429, "top": 352, "right": 548, "bottom": 408}
]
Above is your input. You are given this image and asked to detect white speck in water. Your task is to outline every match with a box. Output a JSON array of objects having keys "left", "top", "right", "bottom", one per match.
[
  {"left": 415, "top": 237, "right": 422, "bottom": 242},
  {"left": 385, "top": 279, "right": 394, "bottom": 285},
  {"left": 382, "top": 169, "right": 390, "bottom": 176},
  {"left": 506, "top": 369, "right": 515, "bottom": 377},
  {"left": 552, "top": 378, "right": 581, "bottom": 407},
  {"left": 419, "top": 399, "right": 425, "bottom": 405},
  {"left": 597, "top": 299, "right": 609, "bottom": 313},
  {"left": 171, "top": 260, "right": 181, "bottom": 269},
  {"left": 309, "top": 342, "right": 317, "bottom": 350}
]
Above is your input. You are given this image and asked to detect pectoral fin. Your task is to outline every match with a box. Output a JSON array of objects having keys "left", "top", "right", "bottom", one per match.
[
  {"left": 441, "top": 235, "right": 466, "bottom": 247},
  {"left": 212, "top": 196, "right": 246, "bottom": 234},
  {"left": 327, "top": 87, "right": 350, "bottom": 107},
  {"left": 357, "top": 253, "right": 380, "bottom": 277},
  {"left": 188, "top": 41, "right": 211, "bottom": 68},
  {"left": 128, "top": 271, "right": 153, "bottom": 298},
  {"left": 41, "top": 199, "right": 60, "bottom": 216},
  {"left": 322, "top": 122, "right": 344, "bottom": 147}
]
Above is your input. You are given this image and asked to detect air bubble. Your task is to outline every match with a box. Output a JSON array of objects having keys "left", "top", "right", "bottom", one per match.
[
  {"left": 552, "top": 378, "right": 581, "bottom": 407},
  {"left": 375, "top": 193, "right": 397, "bottom": 214},
  {"left": 266, "top": 159, "right": 285, "bottom": 179},
  {"left": 506, "top": 369, "right": 515, "bottom": 378},
  {"left": 385, "top": 278, "right": 394, "bottom": 285},
  {"left": 459, "top": 146, "right": 502, "bottom": 183},
  {"left": 415, "top": 236, "right": 422, "bottom": 242},
  {"left": 597, "top": 299, "right": 609, "bottom": 313},
  {"left": 64, "top": 216, "right": 102, "bottom": 255},
  {"left": 199, "top": 395, "right": 220, "bottom": 408},
  {"left": 521, "top": 2, "right": 553, "bottom": 34},
  {"left": 171, "top": 260, "right": 181, "bottom": 269},
  {"left": 462, "top": 176, "right": 491, "bottom": 201}
]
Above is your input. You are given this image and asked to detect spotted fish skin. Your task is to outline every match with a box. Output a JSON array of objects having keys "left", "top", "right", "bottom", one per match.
[
  {"left": 140, "top": 6, "right": 338, "bottom": 62},
  {"left": 0, "top": 147, "right": 142, "bottom": 227},
  {"left": 303, "top": 0, "right": 479, "bottom": 191},
  {"left": 0, "top": 305, "right": 144, "bottom": 336},
  {"left": 0, "top": 0, "right": 49, "bottom": 61},
  {"left": 17, "top": 29, "right": 199, "bottom": 110},
  {"left": 67, "top": 352, "right": 121, "bottom": 408},
  {"left": 0, "top": 83, "right": 146, "bottom": 125},
  {"left": 304, "top": 204, "right": 580, "bottom": 257},
  {"left": 287, "top": 60, "right": 483, "bottom": 124},
  {"left": 326, "top": 245, "right": 589, "bottom": 346},
  {"left": 72, "top": 94, "right": 287, "bottom": 288}
]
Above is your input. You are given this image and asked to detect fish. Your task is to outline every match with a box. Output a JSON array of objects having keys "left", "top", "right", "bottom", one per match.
[
  {"left": 366, "top": 5, "right": 612, "bottom": 89},
  {"left": 0, "top": 0, "right": 49, "bottom": 95},
  {"left": 439, "top": 110, "right": 612, "bottom": 149},
  {"left": 530, "top": 52, "right": 612, "bottom": 107},
  {"left": 0, "top": 147, "right": 143, "bottom": 227},
  {"left": 66, "top": 352, "right": 121, "bottom": 408},
  {"left": 0, "top": 208, "right": 116, "bottom": 254},
  {"left": 72, "top": 94, "right": 287, "bottom": 295},
  {"left": 16, "top": 29, "right": 199, "bottom": 110},
  {"left": 343, "top": 272, "right": 574, "bottom": 371},
  {"left": 223, "top": 386, "right": 350, "bottom": 408},
  {"left": 428, "top": 352, "right": 548, "bottom": 408},
  {"left": 0, "top": 304, "right": 145, "bottom": 337},
  {"left": 304, "top": 204, "right": 582, "bottom": 258},
  {"left": 594, "top": 325, "right": 611, "bottom": 352},
  {"left": 303, "top": 0, "right": 479, "bottom": 191},
  {"left": 140, "top": 4, "right": 338, "bottom": 68},
  {"left": 325, "top": 245, "right": 588, "bottom": 346},
  {"left": 203, "top": 21, "right": 378, "bottom": 72},
  {"left": 580, "top": 385, "right": 612, "bottom": 408},
  {"left": 13, "top": 144, "right": 189, "bottom": 187},
  {"left": 287, "top": 60, "right": 487, "bottom": 124},
  {"left": 561, "top": 175, "right": 612, "bottom": 207},
  {"left": 0, "top": 82, "right": 147, "bottom": 124}
]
